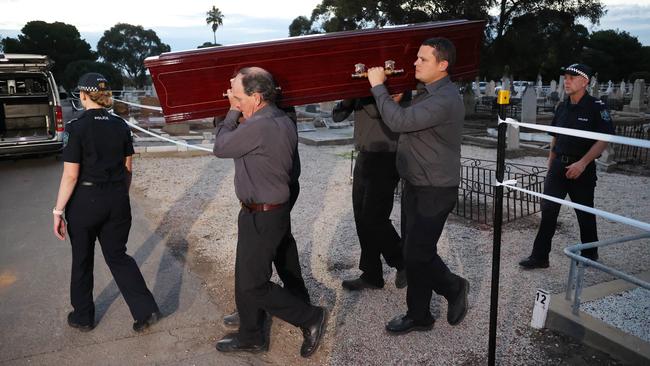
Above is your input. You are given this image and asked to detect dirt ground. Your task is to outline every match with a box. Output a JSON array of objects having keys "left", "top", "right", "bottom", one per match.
[{"left": 130, "top": 143, "right": 648, "bottom": 365}]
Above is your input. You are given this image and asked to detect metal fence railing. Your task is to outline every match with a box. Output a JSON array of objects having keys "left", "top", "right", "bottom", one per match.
[
  {"left": 612, "top": 121, "right": 650, "bottom": 165},
  {"left": 455, "top": 157, "right": 546, "bottom": 225}
]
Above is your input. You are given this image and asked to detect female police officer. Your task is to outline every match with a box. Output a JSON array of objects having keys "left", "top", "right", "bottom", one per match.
[{"left": 52, "top": 73, "right": 161, "bottom": 332}]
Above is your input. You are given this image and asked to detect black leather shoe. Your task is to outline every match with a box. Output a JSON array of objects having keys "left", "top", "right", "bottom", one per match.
[
  {"left": 215, "top": 333, "right": 268, "bottom": 353},
  {"left": 67, "top": 312, "right": 94, "bottom": 332},
  {"left": 300, "top": 307, "right": 327, "bottom": 358},
  {"left": 341, "top": 277, "right": 382, "bottom": 291},
  {"left": 133, "top": 311, "right": 162, "bottom": 332},
  {"left": 519, "top": 256, "right": 550, "bottom": 269},
  {"left": 395, "top": 269, "right": 407, "bottom": 289},
  {"left": 223, "top": 311, "right": 240, "bottom": 327},
  {"left": 385, "top": 314, "right": 433, "bottom": 335},
  {"left": 447, "top": 277, "right": 469, "bottom": 326}
]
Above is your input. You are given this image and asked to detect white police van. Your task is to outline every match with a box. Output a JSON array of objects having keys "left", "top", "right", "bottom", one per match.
[{"left": 0, "top": 53, "right": 65, "bottom": 157}]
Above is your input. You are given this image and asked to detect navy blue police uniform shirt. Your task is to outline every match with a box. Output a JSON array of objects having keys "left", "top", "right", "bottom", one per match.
[
  {"left": 62, "top": 108, "right": 134, "bottom": 183},
  {"left": 550, "top": 94, "right": 615, "bottom": 158}
]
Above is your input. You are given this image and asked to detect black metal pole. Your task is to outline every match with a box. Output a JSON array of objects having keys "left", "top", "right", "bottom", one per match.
[{"left": 488, "top": 97, "right": 508, "bottom": 365}]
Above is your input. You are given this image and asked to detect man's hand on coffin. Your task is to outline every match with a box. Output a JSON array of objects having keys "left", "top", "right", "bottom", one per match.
[{"left": 367, "top": 67, "right": 386, "bottom": 87}]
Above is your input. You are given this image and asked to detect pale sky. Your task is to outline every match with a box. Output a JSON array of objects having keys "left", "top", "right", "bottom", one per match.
[{"left": 0, "top": 0, "right": 648, "bottom": 51}]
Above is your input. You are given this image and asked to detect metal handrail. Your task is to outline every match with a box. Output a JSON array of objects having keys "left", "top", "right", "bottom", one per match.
[{"left": 563, "top": 232, "right": 650, "bottom": 315}]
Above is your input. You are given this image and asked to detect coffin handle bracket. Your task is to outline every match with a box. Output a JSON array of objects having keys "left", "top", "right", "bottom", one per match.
[{"left": 351, "top": 60, "right": 404, "bottom": 78}]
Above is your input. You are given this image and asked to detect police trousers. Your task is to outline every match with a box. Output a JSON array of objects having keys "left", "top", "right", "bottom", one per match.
[
  {"left": 66, "top": 182, "right": 159, "bottom": 324},
  {"left": 352, "top": 151, "right": 403, "bottom": 286},
  {"left": 235, "top": 204, "right": 318, "bottom": 344},
  {"left": 531, "top": 158, "right": 598, "bottom": 260},
  {"left": 402, "top": 182, "right": 463, "bottom": 324}
]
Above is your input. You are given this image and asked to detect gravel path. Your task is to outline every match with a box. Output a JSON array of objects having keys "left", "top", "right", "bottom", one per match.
[
  {"left": 582, "top": 287, "right": 650, "bottom": 343},
  {"left": 131, "top": 143, "right": 649, "bottom": 365}
]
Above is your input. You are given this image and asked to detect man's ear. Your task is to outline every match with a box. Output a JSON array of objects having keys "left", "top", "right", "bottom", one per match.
[{"left": 439, "top": 60, "right": 449, "bottom": 72}]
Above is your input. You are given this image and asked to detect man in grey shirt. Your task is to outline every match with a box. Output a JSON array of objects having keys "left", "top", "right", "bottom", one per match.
[
  {"left": 366, "top": 37, "right": 470, "bottom": 334},
  {"left": 332, "top": 94, "right": 410, "bottom": 291},
  {"left": 212, "top": 67, "right": 326, "bottom": 358}
]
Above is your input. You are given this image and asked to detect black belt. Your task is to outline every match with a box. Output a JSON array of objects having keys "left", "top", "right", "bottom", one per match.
[{"left": 79, "top": 181, "right": 124, "bottom": 187}]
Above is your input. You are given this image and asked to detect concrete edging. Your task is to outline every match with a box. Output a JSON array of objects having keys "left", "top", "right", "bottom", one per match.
[{"left": 546, "top": 270, "right": 650, "bottom": 365}]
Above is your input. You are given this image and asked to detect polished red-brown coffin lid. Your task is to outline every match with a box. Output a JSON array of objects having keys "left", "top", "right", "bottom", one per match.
[{"left": 144, "top": 20, "right": 485, "bottom": 123}]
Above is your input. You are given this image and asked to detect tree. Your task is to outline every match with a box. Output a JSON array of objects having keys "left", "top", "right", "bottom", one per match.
[
  {"left": 197, "top": 41, "right": 221, "bottom": 48},
  {"left": 581, "top": 30, "right": 644, "bottom": 81},
  {"left": 206, "top": 6, "right": 224, "bottom": 45},
  {"left": 97, "top": 23, "right": 170, "bottom": 88},
  {"left": 63, "top": 60, "right": 123, "bottom": 93},
  {"left": 1, "top": 21, "right": 96, "bottom": 83},
  {"left": 289, "top": 0, "right": 492, "bottom": 36},
  {"left": 482, "top": 10, "right": 589, "bottom": 80}
]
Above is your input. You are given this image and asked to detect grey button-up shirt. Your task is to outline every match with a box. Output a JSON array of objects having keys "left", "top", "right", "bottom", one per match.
[
  {"left": 371, "top": 76, "right": 464, "bottom": 187},
  {"left": 332, "top": 96, "right": 399, "bottom": 152},
  {"left": 213, "top": 104, "right": 297, "bottom": 204}
]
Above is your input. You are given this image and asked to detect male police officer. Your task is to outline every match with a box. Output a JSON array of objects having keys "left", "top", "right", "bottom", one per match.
[
  {"left": 213, "top": 67, "right": 326, "bottom": 357},
  {"left": 519, "top": 63, "right": 615, "bottom": 269},
  {"left": 366, "top": 37, "right": 469, "bottom": 334}
]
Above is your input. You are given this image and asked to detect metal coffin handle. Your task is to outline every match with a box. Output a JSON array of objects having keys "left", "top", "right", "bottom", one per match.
[{"left": 351, "top": 60, "right": 405, "bottom": 78}]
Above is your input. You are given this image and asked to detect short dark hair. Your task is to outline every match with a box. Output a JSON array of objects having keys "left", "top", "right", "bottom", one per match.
[
  {"left": 421, "top": 37, "right": 456, "bottom": 72},
  {"left": 238, "top": 67, "right": 277, "bottom": 103}
]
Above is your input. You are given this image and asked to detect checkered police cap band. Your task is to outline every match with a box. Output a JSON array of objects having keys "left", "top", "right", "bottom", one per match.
[{"left": 565, "top": 67, "right": 589, "bottom": 80}]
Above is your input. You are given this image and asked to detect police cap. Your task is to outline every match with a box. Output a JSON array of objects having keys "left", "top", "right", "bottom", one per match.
[{"left": 560, "top": 63, "right": 592, "bottom": 81}]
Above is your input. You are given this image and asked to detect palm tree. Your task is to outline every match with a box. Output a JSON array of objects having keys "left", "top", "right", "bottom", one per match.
[{"left": 206, "top": 6, "right": 224, "bottom": 45}]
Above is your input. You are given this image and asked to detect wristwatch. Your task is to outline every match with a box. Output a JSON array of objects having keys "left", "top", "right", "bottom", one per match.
[{"left": 53, "top": 208, "right": 64, "bottom": 215}]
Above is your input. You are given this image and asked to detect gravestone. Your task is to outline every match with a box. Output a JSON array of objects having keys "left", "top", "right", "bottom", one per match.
[
  {"left": 536, "top": 75, "right": 543, "bottom": 98},
  {"left": 473, "top": 76, "right": 481, "bottom": 97},
  {"left": 624, "top": 79, "right": 647, "bottom": 113},
  {"left": 463, "top": 85, "right": 477, "bottom": 114},
  {"left": 550, "top": 80, "right": 557, "bottom": 95},
  {"left": 618, "top": 81, "right": 626, "bottom": 99},
  {"left": 589, "top": 76, "right": 599, "bottom": 98},
  {"left": 521, "top": 86, "right": 537, "bottom": 124},
  {"left": 487, "top": 80, "right": 496, "bottom": 97},
  {"left": 558, "top": 76, "right": 566, "bottom": 101}
]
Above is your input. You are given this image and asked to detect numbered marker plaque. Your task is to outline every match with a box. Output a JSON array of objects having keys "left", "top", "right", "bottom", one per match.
[{"left": 530, "top": 289, "right": 550, "bottom": 329}]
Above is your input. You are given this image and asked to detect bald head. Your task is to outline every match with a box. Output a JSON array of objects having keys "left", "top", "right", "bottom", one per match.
[{"left": 237, "top": 66, "right": 277, "bottom": 103}]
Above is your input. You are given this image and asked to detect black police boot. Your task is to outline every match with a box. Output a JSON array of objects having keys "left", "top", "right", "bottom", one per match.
[
  {"left": 341, "top": 277, "right": 383, "bottom": 291},
  {"left": 133, "top": 311, "right": 162, "bottom": 332},
  {"left": 394, "top": 269, "right": 407, "bottom": 289},
  {"left": 67, "top": 312, "right": 94, "bottom": 332},
  {"left": 519, "top": 256, "right": 550, "bottom": 269},
  {"left": 581, "top": 249, "right": 599, "bottom": 262},
  {"left": 300, "top": 307, "right": 327, "bottom": 358}
]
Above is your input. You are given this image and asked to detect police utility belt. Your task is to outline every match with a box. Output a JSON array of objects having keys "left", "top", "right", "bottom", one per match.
[
  {"left": 556, "top": 155, "right": 580, "bottom": 164},
  {"left": 240, "top": 201, "right": 285, "bottom": 212}
]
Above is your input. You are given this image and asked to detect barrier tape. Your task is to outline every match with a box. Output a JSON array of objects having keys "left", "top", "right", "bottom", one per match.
[
  {"left": 495, "top": 180, "right": 650, "bottom": 232},
  {"left": 498, "top": 117, "right": 650, "bottom": 149},
  {"left": 125, "top": 120, "right": 213, "bottom": 153},
  {"left": 113, "top": 98, "right": 163, "bottom": 112}
]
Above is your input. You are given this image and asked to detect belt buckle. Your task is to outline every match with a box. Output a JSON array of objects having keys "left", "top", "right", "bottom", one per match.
[{"left": 560, "top": 155, "right": 570, "bottom": 163}]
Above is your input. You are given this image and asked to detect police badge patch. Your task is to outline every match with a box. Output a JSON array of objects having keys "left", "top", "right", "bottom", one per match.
[
  {"left": 600, "top": 109, "right": 612, "bottom": 122},
  {"left": 62, "top": 131, "right": 70, "bottom": 148}
]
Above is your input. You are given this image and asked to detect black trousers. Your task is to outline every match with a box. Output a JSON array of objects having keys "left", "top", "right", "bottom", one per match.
[
  {"left": 402, "top": 182, "right": 461, "bottom": 324},
  {"left": 352, "top": 151, "right": 403, "bottom": 286},
  {"left": 531, "top": 158, "right": 598, "bottom": 260},
  {"left": 66, "top": 182, "right": 159, "bottom": 324},
  {"left": 235, "top": 204, "right": 318, "bottom": 344},
  {"left": 274, "top": 182, "right": 310, "bottom": 303}
]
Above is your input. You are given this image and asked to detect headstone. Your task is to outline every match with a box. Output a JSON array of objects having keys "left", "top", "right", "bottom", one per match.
[
  {"left": 502, "top": 78, "right": 511, "bottom": 93},
  {"left": 605, "top": 80, "right": 613, "bottom": 96},
  {"left": 589, "top": 76, "right": 599, "bottom": 97},
  {"left": 558, "top": 76, "right": 566, "bottom": 101},
  {"left": 521, "top": 86, "right": 537, "bottom": 124},
  {"left": 162, "top": 122, "right": 190, "bottom": 135},
  {"left": 463, "top": 85, "right": 477, "bottom": 114},
  {"left": 507, "top": 123, "right": 520, "bottom": 150},
  {"left": 619, "top": 81, "right": 626, "bottom": 98},
  {"left": 487, "top": 80, "right": 496, "bottom": 97},
  {"left": 536, "top": 75, "right": 543, "bottom": 98},
  {"left": 624, "top": 79, "right": 647, "bottom": 112},
  {"left": 550, "top": 80, "right": 557, "bottom": 95},
  {"left": 473, "top": 76, "right": 481, "bottom": 97}
]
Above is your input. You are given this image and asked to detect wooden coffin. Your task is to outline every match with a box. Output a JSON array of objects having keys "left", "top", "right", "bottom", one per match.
[{"left": 144, "top": 20, "right": 485, "bottom": 123}]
